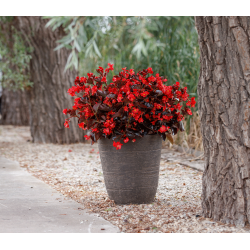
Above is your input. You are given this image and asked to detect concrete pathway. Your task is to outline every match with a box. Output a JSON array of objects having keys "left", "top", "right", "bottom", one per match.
[{"left": 0, "top": 156, "right": 119, "bottom": 233}]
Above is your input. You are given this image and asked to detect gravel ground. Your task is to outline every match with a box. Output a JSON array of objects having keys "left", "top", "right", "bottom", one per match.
[{"left": 0, "top": 125, "right": 250, "bottom": 233}]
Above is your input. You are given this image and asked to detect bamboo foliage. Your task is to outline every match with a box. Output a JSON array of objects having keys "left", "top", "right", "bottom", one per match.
[
  {"left": 46, "top": 17, "right": 199, "bottom": 100},
  {"left": 79, "top": 17, "right": 199, "bottom": 99}
]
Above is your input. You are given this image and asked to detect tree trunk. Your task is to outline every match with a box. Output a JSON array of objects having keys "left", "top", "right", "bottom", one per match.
[
  {"left": 0, "top": 88, "right": 30, "bottom": 126},
  {"left": 195, "top": 16, "right": 250, "bottom": 227},
  {"left": 14, "top": 17, "right": 84, "bottom": 143}
]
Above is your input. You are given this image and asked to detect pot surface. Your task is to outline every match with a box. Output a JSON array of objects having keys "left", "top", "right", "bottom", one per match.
[{"left": 98, "top": 135, "right": 162, "bottom": 204}]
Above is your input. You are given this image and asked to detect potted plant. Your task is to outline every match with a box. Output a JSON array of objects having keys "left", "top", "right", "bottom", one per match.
[{"left": 63, "top": 64, "right": 195, "bottom": 204}]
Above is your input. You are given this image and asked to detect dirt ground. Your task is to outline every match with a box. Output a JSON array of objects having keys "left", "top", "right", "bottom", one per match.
[{"left": 0, "top": 125, "right": 249, "bottom": 233}]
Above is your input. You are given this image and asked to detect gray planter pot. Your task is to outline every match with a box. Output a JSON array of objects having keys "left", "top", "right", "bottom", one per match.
[{"left": 98, "top": 135, "right": 162, "bottom": 204}]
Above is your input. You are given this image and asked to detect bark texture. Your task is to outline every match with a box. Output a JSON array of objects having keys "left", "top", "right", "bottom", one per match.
[
  {"left": 0, "top": 88, "right": 30, "bottom": 126},
  {"left": 14, "top": 17, "right": 84, "bottom": 143},
  {"left": 195, "top": 16, "right": 250, "bottom": 227}
]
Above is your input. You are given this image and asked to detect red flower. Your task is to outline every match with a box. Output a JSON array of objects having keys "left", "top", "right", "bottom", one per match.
[
  {"left": 104, "top": 97, "right": 112, "bottom": 107},
  {"left": 158, "top": 125, "right": 168, "bottom": 133},
  {"left": 103, "top": 128, "right": 111, "bottom": 135},
  {"left": 132, "top": 139, "right": 136, "bottom": 142},
  {"left": 98, "top": 66, "right": 104, "bottom": 73},
  {"left": 148, "top": 76, "right": 156, "bottom": 82},
  {"left": 92, "top": 85, "right": 98, "bottom": 95},
  {"left": 63, "top": 64, "right": 193, "bottom": 147},
  {"left": 124, "top": 138, "right": 129, "bottom": 143},
  {"left": 162, "top": 96, "right": 168, "bottom": 103},
  {"left": 147, "top": 67, "right": 153, "bottom": 74},
  {"left": 104, "top": 119, "right": 115, "bottom": 130},
  {"left": 85, "top": 87, "right": 90, "bottom": 95},
  {"left": 141, "top": 91, "right": 149, "bottom": 98},
  {"left": 101, "top": 76, "right": 107, "bottom": 82},
  {"left": 128, "top": 93, "right": 136, "bottom": 102},
  {"left": 129, "top": 69, "right": 135, "bottom": 75},
  {"left": 67, "top": 86, "right": 76, "bottom": 96},
  {"left": 163, "top": 86, "right": 172, "bottom": 96},
  {"left": 117, "top": 94, "right": 123, "bottom": 102},
  {"left": 92, "top": 128, "right": 99, "bottom": 133},
  {"left": 108, "top": 63, "right": 114, "bottom": 70},
  {"left": 64, "top": 120, "right": 70, "bottom": 128},
  {"left": 177, "top": 112, "right": 184, "bottom": 121},
  {"left": 133, "top": 89, "right": 140, "bottom": 97},
  {"left": 182, "top": 92, "right": 189, "bottom": 101},
  {"left": 138, "top": 117, "right": 144, "bottom": 123},
  {"left": 155, "top": 103, "right": 162, "bottom": 110},
  {"left": 175, "top": 103, "right": 182, "bottom": 110},
  {"left": 163, "top": 115, "right": 173, "bottom": 121},
  {"left": 108, "top": 86, "right": 118, "bottom": 94},
  {"left": 78, "top": 122, "right": 85, "bottom": 129},
  {"left": 84, "top": 135, "right": 91, "bottom": 140},
  {"left": 186, "top": 108, "right": 192, "bottom": 116},
  {"left": 113, "top": 141, "right": 123, "bottom": 150},
  {"left": 191, "top": 97, "right": 196, "bottom": 108},
  {"left": 176, "top": 90, "right": 182, "bottom": 99},
  {"left": 80, "top": 77, "right": 87, "bottom": 83},
  {"left": 106, "top": 63, "right": 114, "bottom": 72}
]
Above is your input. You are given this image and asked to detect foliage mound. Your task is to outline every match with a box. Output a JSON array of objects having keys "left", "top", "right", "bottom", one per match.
[{"left": 63, "top": 64, "right": 195, "bottom": 149}]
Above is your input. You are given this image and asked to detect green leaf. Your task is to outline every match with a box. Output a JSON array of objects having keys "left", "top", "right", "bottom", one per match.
[
  {"left": 93, "top": 40, "right": 102, "bottom": 58},
  {"left": 74, "top": 39, "right": 81, "bottom": 52},
  {"left": 64, "top": 52, "right": 73, "bottom": 71}
]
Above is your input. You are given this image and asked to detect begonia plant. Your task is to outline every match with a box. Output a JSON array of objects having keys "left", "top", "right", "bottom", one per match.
[{"left": 63, "top": 64, "right": 196, "bottom": 150}]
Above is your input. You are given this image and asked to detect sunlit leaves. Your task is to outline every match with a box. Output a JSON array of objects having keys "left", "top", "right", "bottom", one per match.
[{"left": 45, "top": 16, "right": 106, "bottom": 70}]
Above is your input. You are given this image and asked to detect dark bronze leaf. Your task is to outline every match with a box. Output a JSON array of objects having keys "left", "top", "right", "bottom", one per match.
[
  {"left": 97, "top": 90, "right": 107, "bottom": 97},
  {"left": 99, "top": 104, "right": 111, "bottom": 111},
  {"left": 87, "top": 78, "right": 94, "bottom": 84},
  {"left": 112, "top": 107, "right": 124, "bottom": 119},
  {"left": 95, "top": 132, "right": 101, "bottom": 141},
  {"left": 87, "top": 119, "right": 95, "bottom": 129},
  {"left": 93, "top": 103, "right": 101, "bottom": 112},
  {"left": 161, "top": 133, "right": 166, "bottom": 141}
]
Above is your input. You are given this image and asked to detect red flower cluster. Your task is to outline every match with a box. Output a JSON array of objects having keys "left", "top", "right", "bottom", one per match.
[{"left": 63, "top": 64, "right": 196, "bottom": 149}]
